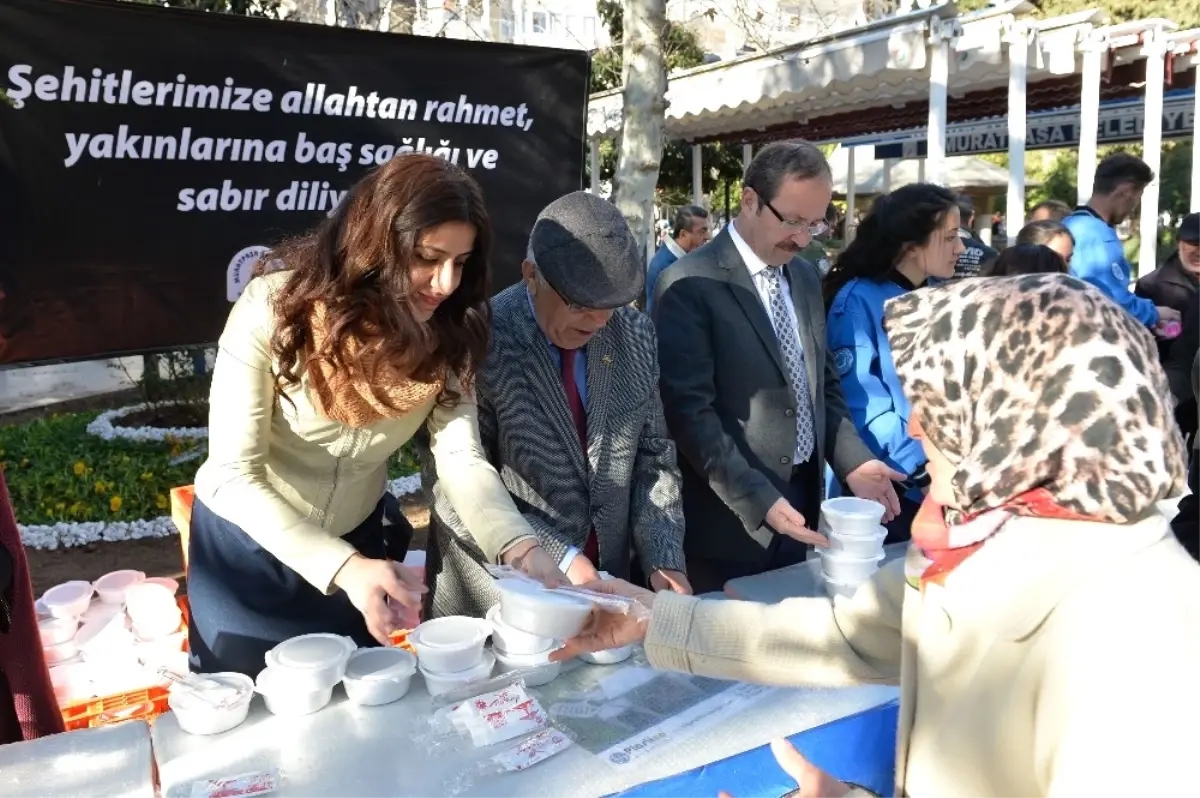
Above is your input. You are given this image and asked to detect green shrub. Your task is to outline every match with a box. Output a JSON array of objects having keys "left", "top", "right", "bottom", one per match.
[{"left": 0, "top": 411, "right": 420, "bottom": 524}]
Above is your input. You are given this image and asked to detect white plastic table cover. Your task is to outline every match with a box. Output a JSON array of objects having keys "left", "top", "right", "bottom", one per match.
[
  {"left": 152, "top": 563, "right": 902, "bottom": 797},
  {"left": 0, "top": 719, "right": 156, "bottom": 798},
  {"left": 152, "top": 665, "right": 897, "bottom": 798}
]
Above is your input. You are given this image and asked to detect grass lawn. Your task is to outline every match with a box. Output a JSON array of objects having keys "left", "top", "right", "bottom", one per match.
[{"left": 0, "top": 410, "right": 420, "bottom": 524}]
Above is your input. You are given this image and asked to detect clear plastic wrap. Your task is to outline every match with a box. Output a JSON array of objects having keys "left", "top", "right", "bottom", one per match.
[{"left": 482, "top": 565, "right": 652, "bottom": 621}]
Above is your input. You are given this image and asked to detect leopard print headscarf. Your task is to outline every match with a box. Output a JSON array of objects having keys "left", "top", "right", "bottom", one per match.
[{"left": 883, "top": 273, "right": 1188, "bottom": 525}]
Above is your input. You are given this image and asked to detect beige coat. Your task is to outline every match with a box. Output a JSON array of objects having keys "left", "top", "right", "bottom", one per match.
[
  {"left": 645, "top": 514, "right": 1200, "bottom": 796},
  {"left": 194, "top": 272, "right": 536, "bottom": 594}
]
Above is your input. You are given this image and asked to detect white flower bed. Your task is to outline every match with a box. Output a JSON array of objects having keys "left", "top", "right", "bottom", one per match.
[
  {"left": 86, "top": 402, "right": 208, "bottom": 443},
  {"left": 18, "top": 472, "right": 425, "bottom": 550}
]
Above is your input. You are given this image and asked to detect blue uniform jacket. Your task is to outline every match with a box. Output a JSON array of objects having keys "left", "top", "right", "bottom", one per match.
[
  {"left": 645, "top": 245, "right": 678, "bottom": 315},
  {"left": 1064, "top": 209, "right": 1159, "bottom": 326},
  {"left": 827, "top": 277, "right": 925, "bottom": 503}
]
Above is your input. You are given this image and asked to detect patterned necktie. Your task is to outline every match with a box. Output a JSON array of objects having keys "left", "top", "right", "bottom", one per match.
[{"left": 762, "top": 267, "right": 815, "bottom": 461}]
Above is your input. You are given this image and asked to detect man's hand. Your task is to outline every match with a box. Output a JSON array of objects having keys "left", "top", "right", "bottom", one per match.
[
  {"left": 565, "top": 554, "right": 601, "bottom": 586},
  {"left": 766, "top": 498, "right": 829, "bottom": 547},
  {"left": 1157, "top": 305, "right": 1182, "bottom": 324},
  {"left": 718, "top": 739, "right": 852, "bottom": 798},
  {"left": 649, "top": 569, "right": 692, "bottom": 595},
  {"left": 501, "top": 540, "right": 566, "bottom": 587},
  {"left": 845, "top": 461, "right": 905, "bottom": 522}
]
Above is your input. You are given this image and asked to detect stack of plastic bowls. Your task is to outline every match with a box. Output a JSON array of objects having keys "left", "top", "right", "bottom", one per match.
[
  {"left": 486, "top": 605, "right": 562, "bottom": 687},
  {"left": 255, "top": 633, "right": 356, "bottom": 716},
  {"left": 36, "top": 571, "right": 188, "bottom": 706},
  {"left": 409, "top": 616, "right": 495, "bottom": 696},
  {"left": 818, "top": 497, "right": 887, "bottom": 599}
]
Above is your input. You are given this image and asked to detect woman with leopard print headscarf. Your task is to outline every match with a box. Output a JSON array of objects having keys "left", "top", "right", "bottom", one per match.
[{"left": 551, "top": 274, "right": 1199, "bottom": 798}]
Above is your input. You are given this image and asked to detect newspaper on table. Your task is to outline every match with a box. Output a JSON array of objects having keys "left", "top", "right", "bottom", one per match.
[{"left": 536, "top": 650, "right": 774, "bottom": 767}]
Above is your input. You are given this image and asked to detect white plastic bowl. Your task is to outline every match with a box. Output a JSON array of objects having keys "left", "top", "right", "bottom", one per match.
[
  {"left": 37, "top": 616, "right": 78, "bottom": 646},
  {"left": 821, "top": 497, "right": 886, "bottom": 536},
  {"left": 495, "top": 579, "right": 593, "bottom": 640},
  {"left": 81, "top": 600, "right": 125, "bottom": 625},
  {"left": 826, "top": 527, "right": 887, "bottom": 558},
  {"left": 420, "top": 650, "right": 495, "bottom": 696},
  {"left": 75, "top": 614, "right": 136, "bottom": 657},
  {"left": 132, "top": 606, "right": 183, "bottom": 642},
  {"left": 410, "top": 617, "right": 490, "bottom": 674},
  {"left": 402, "top": 550, "right": 427, "bottom": 585},
  {"left": 43, "top": 639, "right": 79, "bottom": 665},
  {"left": 93, "top": 570, "right": 145, "bottom": 605},
  {"left": 823, "top": 576, "right": 862, "bottom": 600},
  {"left": 41, "top": 581, "right": 93, "bottom": 619},
  {"left": 255, "top": 665, "right": 335, "bottom": 716},
  {"left": 35, "top": 599, "right": 51, "bottom": 620},
  {"left": 580, "top": 644, "right": 634, "bottom": 665},
  {"left": 125, "top": 582, "right": 177, "bottom": 623},
  {"left": 48, "top": 660, "right": 93, "bottom": 705},
  {"left": 492, "top": 646, "right": 562, "bottom": 687},
  {"left": 169, "top": 672, "right": 254, "bottom": 735},
  {"left": 819, "top": 550, "right": 884, "bottom": 583},
  {"left": 342, "top": 647, "right": 418, "bottom": 707},
  {"left": 144, "top": 576, "right": 180, "bottom": 595},
  {"left": 486, "top": 605, "right": 557, "bottom": 656},
  {"left": 264, "top": 633, "right": 356, "bottom": 692}
]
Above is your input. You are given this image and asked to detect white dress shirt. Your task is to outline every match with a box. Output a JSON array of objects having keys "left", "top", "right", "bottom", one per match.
[
  {"left": 664, "top": 236, "right": 687, "bottom": 260},
  {"left": 728, "top": 221, "right": 811, "bottom": 465}
]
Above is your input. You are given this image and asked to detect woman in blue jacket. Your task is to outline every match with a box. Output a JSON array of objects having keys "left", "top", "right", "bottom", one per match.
[{"left": 822, "top": 184, "right": 963, "bottom": 540}]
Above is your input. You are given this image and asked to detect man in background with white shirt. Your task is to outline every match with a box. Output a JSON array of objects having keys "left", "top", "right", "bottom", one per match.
[
  {"left": 653, "top": 141, "right": 902, "bottom": 593},
  {"left": 645, "top": 205, "right": 710, "bottom": 314}
]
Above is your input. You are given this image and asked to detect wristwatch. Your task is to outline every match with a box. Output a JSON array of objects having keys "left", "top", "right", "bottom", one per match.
[{"left": 906, "top": 464, "right": 931, "bottom": 491}]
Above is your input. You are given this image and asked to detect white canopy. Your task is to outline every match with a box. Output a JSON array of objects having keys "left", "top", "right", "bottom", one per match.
[{"left": 585, "top": 1, "right": 1116, "bottom": 142}]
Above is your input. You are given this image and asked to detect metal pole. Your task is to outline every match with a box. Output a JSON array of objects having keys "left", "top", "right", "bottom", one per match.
[
  {"left": 1078, "top": 33, "right": 1104, "bottom": 206},
  {"left": 925, "top": 19, "right": 952, "bottom": 186},
  {"left": 1139, "top": 28, "right": 1167, "bottom": 276},
  {"left": 1006, "top": 22, "right": 1029, "bottom": 246},
  {"left": 692, "top": 143, "right": 703, "bottom": 207}
]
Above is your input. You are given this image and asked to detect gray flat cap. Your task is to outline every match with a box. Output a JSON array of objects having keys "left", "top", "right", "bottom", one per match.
[{"left": 528, "top": 191, "right": 644, "bottom": 310}]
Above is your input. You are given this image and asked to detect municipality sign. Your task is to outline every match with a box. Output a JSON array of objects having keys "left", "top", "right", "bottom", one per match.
[{"left": 874, "top": 90, "right": 1194, "bottom": 160}]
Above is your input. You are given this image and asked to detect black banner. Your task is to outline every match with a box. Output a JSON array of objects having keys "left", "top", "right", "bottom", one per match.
[{"left": 0, "top": 0, "right": 588, "bottom": 366}]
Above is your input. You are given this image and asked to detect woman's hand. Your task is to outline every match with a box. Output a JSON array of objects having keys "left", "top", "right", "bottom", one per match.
[
  {"left": 333, "top": 554, "right": 426, "bottom": 645},
  {"left": 718, "top": 739, "right": 852, "bottom": 798},
  {"left": 650, "top": 569, "right": 693, "bottom": 595},
  {"left": 501, "top": 539, "right": 566, "bottom": 587},
  {"left": 550, "top": 578, "right": 655, "bottom": 662}
]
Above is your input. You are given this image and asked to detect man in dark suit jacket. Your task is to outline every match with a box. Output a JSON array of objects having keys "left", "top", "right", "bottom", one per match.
[
  {"left": 654, "top": 141, "right": 903, "bottom": 593},
  {"left": 645, "top": 205, "right": 710, "bottom": 314},
  {"left": 422, "top": 192, "right": 690, "bottom": 618}
]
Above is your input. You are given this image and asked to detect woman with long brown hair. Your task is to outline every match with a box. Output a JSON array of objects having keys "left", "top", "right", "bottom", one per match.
[{"left": 188, "top": 154, "right": 561, "bottom": 676}]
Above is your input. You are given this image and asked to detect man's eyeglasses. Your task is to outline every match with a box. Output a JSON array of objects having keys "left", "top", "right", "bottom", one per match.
[{"left": 757, "top": 192, "right": 829, "bottom": 237}]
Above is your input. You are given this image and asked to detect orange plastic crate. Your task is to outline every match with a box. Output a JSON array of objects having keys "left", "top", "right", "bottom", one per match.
[
  {"left": 59, "top": 595, "right": 191, "bottom": 731},
  {"left": 170, "top": 485, "right": 195, "bottom": 573}
]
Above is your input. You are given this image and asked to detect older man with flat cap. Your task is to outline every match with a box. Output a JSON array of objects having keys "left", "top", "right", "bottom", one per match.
[{"left": 420, "top": 191, "right": 690, "bottom": 619}]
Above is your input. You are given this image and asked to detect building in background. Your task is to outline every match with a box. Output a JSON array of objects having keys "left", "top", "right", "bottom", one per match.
[
  {"left": 667, "top": 0, "right": 867, "bottom": 60},
  {"left": 413, "top": 0, "right": 608, "bottom": 50}
]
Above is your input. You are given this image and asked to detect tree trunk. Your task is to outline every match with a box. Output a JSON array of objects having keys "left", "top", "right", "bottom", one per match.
[{"left": 611, "top": 0, "right": 667, "bottom": 269}]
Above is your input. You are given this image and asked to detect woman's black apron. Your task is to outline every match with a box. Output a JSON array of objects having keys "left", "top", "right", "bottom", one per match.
[{"left": 186, "top": 494, "right": 412, "bottom": 677}]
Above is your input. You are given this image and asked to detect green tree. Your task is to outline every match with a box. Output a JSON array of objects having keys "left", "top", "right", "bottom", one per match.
[
  {"left": 956, "top": 0, "right": 1197, "bottom": 21},
  {"left": 589, "top": 1, "right": 743, "bottom": 206}
]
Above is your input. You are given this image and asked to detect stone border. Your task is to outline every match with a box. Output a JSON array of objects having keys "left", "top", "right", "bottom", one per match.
[
  {"left": 85, "top": 402, "right": 208, "bottom": 443},
  {"left": 18, "top": 474, "right": 423, "bottom": 550}
]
